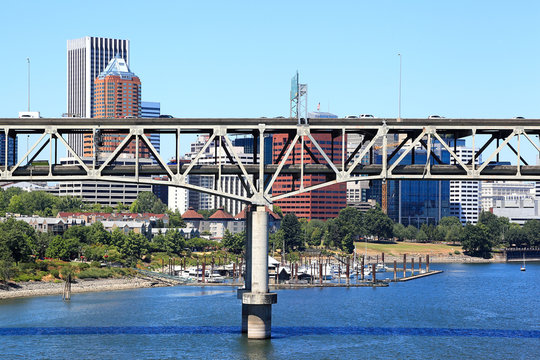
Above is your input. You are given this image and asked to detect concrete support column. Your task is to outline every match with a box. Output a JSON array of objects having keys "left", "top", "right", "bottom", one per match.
[
  {"left": 242, "top": 205, "right": 277, "bottom": 339},
  {"left": 240, "top": 206, "right": 253, "bottom": 333}
]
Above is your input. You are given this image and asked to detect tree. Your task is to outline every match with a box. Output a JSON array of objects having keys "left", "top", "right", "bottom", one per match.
[
  {"left": 416, "top": 229, "right": 428, "bottom": 243},
  {"left": 393, "top": 223, "right": 406, "bottom": 241},
  {"left": 87, "top": 222, "right": 111, "bottom": 245},
  {"left": 168, "top": 210, "right": 186, "bottom": 228},
  {"left": 505, "top": 227, "right": 529, "bottom": 248},
  {"left": 341, "top": 234, "right": 354, "bottom": 253},
  {"left": 28, "top": 231, "right": 53, "bottom": 259},
  {"left": 445, "top": 225, "right": 463, "bottom": 245},
  {"left": 478, "top": 211, "right": 509, "bottom": 246},
  {"left": 404, "top": 225, "right": 418, "bottom": 241},
  {"left": 272, "top": 205, "right": 283, "bottom": 218},
  {"left": 522, "top": 219, "right": 540, "bottom": 247},
  {"left": 222, "top": 230, "right": 245, "bottom": 254},
  {"left": 45, "top": 236, "right": 81, "bottom": 261},
  {"left": 121, "top": 232, "right": 149, "bottom": 265},
  {"left": 363, "top": 207, "right": 393, "bottom": 240},
  {"left": 7, "top": 194, "right": 25, "bottom": 214},
  {"left": 55, "top": 196, "right": 84, "bottom": 212},
  {"left": 130, "top": 191, "right": 167, "bottom": 214},
  {"left": 0, "top": 258, "right": 14, "bottom": 284},
  {"left": 0, "top": 218, "right": 35, "bottom": 263},
  {"left": 461, "top": 223, "right": 492, "bottom": 258},
  {"left": 280, "top": 213, "right": 304, "bottom": 251},
  {"left": 197, "top": 209, "right": 218, "bottom": 220}
]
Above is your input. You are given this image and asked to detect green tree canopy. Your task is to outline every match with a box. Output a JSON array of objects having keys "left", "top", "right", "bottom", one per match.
[
  {"left": 461, "top": 223, "right": 492, "bottom": 258},
  {"left": 280, "top": 213, "right": 304, "bottom": 252},
  {"left": 363, "top": 207, "right": 393, "bottom": 240},
  {"left": 45, "top": 236, "right": 81, "bottom": 261},
  {"left": 0, "top": 218, "right": 35, "bottom": 263},
  {"left": 222, "top": 230, "right": 245, "bottom": 254},
  {"left": 129, "top": 191, "right": 167, "bottom": 214}
]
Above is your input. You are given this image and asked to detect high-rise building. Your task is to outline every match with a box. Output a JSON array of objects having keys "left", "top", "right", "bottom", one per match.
[
  {"left": 84, "top": 55, "right": 146, "bottom": 157},
  {"left": 0, "top": 134, "right": 17, "bottom": 167},
  {"left": 67, "top": 36, "right": 129, "bottom": 155},
  {"left": 368, "top": 146, "right": 451, "bottom": 226},
  {"left": 141, "top": 101, "right": 161, "bottom": 156},
  {"left": 448, "top": 140, "right": 481, "bottom": 225},
  {"left": 272, "top": 111, "right": 347, "bottom": 220}
]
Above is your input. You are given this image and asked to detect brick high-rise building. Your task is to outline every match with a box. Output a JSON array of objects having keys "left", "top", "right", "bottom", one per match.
[
  {"left": 84, "top": 55, "right": 148, "bottom": 157},
  {"left": 271, "top": 112, "right": 347, "bottom": 220}
]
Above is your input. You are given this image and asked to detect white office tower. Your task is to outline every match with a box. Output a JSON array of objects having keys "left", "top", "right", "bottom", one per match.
[
  {"left": 449, "top": 145, "right": 481, "bottom": 224},
  {"left": 66, "top": 36, "right": 130, "bottom": 155},
  {"left": 168, "top": 186, "right": 189, "bottom": 214}
]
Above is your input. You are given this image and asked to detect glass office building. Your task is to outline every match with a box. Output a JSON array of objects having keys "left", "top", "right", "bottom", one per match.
[
  {"left": 368, "top": 147, "right": 450, "bottom": 226},
  {"left": 0, "top": 134, "right": 17, "bottom": 166}
]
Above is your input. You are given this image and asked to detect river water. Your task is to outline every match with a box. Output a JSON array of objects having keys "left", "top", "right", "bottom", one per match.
[{"left": 0, "top": 263, "right": 539, "bottom": 359}]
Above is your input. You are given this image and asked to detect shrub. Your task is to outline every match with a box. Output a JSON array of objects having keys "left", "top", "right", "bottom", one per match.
[
  {"left": 454, "top": 250, "right": 461, "bottom": 255},
  {"left": 76, "top": 263, "right": 90, "bottom": 270},
  {"left": 90, "top": 261, "right": 101, "bottom": 268},
  {"left": 77, "top": 268, "right": 114, "bottom": 279},
  {"left": 50, "top": 269, "right": 60, "bottom": 278},
  {"left": 13, "top": 273, "right": 42, "bottom": 282}
]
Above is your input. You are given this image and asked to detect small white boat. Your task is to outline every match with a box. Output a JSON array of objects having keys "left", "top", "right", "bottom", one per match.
[
  {"left": 375, "top": 264, "right": 389, "bottom": 273},
  {"left": 521, "top": 254, "right": 526, "bottom": 272}
]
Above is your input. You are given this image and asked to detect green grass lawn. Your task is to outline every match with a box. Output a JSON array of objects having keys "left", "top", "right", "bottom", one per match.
[{"left": 354, "top": 241, "right": 463, "bottom": 256}]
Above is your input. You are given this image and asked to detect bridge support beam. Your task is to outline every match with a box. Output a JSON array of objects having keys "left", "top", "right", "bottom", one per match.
[{"left": 241, "top": 205, "right": 277, "bottom": 339}]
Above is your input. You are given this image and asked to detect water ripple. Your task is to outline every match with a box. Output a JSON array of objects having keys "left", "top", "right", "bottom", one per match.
[{"left": 0, "top": 326, "right": 538, "bottom": 339}]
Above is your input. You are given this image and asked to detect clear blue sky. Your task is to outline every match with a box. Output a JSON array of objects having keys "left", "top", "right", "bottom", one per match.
[{"left": 1, "top": 1, "right": 539, "bottom": 160}]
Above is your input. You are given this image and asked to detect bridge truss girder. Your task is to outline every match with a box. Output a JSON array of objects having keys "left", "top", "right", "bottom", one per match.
[{"left": 1, "top": 118, "right": 540, "bottom": 206}]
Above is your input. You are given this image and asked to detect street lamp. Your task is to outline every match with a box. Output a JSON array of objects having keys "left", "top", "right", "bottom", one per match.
[{"left": 398, "top": 53, "right": 402, "bottom": 121}]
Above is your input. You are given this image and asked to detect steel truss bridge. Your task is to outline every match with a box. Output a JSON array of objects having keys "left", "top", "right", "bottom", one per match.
[
  {"left": 2, "top": 118, "right": 540, "bottom": 206},
  {"left": 1, "top": 117, "right": 540, "bottom": 339}
]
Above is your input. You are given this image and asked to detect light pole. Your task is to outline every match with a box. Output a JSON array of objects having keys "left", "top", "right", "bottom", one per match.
[
  {"left": 27, "top": 58, "right": 30, "bottom": 111},
  {"left": 398, "top": 53, "right": 402, "bottom": 121}
]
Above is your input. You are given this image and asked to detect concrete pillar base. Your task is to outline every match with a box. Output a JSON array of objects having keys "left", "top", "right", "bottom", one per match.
[
  {"left": 246, "top": 304, "right": 272, "bottom": 339},
  {"left": 242, "top": 292, "right": 277, "bottom": 339}
]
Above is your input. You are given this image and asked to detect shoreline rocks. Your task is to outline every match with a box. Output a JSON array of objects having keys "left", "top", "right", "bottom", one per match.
[{"left": 0, "top": 277, "right": 161, "bottom": 300}]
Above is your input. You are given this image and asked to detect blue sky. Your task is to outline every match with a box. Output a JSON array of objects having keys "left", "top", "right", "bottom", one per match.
[{"left": 1, "top": 1, "right": 539, "bottom": 160}]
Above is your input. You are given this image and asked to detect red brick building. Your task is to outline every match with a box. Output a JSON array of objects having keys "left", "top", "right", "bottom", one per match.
[
  {"left": 271, "top": 132, "right": 347, "bottom": 220},
  {"left": 85, "top": 55, "right": 149, "bottom": 157}
]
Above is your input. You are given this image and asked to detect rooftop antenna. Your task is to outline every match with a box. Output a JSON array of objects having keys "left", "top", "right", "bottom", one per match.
[
  {"left": 27, "top": 57, "right": 30, "bottom": 111},
  {"left": 290, "top": 71, "right": 307, "bottom": 124}
]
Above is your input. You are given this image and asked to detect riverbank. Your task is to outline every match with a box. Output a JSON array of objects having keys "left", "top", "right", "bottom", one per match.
[{"left": 0, "top": 277, "right": 163, "bottom": 300}]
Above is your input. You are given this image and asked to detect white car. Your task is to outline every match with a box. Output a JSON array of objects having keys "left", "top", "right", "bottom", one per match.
[
  {"left": 345, "top": 115, "right": 358, "bottom": 119},
  {"left": 359, "top": 114, "right": 374, "bottom": 118},
  {"left": 428, "top": 115, "right": 444, "bottom": 119}
]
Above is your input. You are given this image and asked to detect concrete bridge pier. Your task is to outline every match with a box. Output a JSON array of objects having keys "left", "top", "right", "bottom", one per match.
[{"left": 241, "top": 205, "right": 277, "bottom": 339}]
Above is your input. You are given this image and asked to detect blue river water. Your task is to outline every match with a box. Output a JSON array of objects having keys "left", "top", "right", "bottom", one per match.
[{"left": 0, "top": 263, "right": 539, "bottom": 359}]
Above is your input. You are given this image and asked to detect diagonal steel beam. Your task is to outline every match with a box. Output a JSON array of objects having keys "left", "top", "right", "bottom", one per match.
[
  {"left": 346, "top": 130, "right": 384, "bottom": 176},
  {"left": 222, "top": 135, "right": 257, "bottom": 196},
  {"left": 139, "top": 133, "right": 175, "bottom": 179},
  {"left": 467, "top": 134, "right": 495, "bottom": 165},
  {"left": 265, "top": 134, "right": 300, "bottom": 195},
  {"left": 477, "top": 130, "right": 516, "bottom": 173},
  {"left": 10, "top": 132, "right": 47, "bottom": 174},
  {"left": 432, "top": 132, "right": 470, "bottom": 174},
  {"left": 98, "top": 132, "right": 135, "bottom": 174},
  {"left": 388, "top": 128, "right": 427, "bottom": 173}
]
